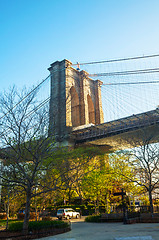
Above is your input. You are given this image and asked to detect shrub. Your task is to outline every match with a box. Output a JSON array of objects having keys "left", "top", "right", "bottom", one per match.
[
  {"left": 8, "top": 220, "right": 69, "bottom": 232},
  {"left": 85, "top": 215, "right": 101, "bottom": 222},
  {"left": 8, "top": 222, "right": 23, "bottom": 231}
]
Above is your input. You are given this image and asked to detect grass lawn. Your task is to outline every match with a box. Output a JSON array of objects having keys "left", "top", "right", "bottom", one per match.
[{"left": 0, "top": 220, "right": 21, "bottom": 227}]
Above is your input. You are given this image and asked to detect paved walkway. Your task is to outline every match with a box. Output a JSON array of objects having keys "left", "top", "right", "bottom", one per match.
[{"left": 39, "top": 218, "right": 159, "bottom": 240}]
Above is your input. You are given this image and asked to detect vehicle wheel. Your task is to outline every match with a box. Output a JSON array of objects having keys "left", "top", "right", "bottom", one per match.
[
  {"left": 66, "top": 215, "right": 70, "bottom": 220},
  {"left": 76, "top": 214, "right": 79, "bottom": 219}
]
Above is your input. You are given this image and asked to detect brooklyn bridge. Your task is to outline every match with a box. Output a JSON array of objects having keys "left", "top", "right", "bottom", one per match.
[
  {"left": 47, "top": 55, "right": 159, "bottom": 150},
  {"left": 2, "top": 54, "right": 159, "bottom": 150}
]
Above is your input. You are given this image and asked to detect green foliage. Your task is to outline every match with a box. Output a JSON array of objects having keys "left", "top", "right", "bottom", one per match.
[
  {"left": 0, "top": 220, "right": 7, "bottom": 226},
  {"left": 85, "top": 215, "right": 101, "bottom": 222},
  {"left": 7, "top": 222, "right": 23, "bottom": 231},
  {"left": 8, "top": 220, "right": 69, "bottom": 231},
  {"left": 1, "top": 146, "right": 145, "bottom": 221},
  {"left": 81, "top": 152, "right": 143, "bottom": 213},
  {"left": 42, "top": 146, "right": 104, "bottom": 205}
]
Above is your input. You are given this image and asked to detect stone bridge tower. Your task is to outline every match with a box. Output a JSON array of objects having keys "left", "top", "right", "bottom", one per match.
[{"left": 48, "top": 59, "right": 104, "bottom": 146}]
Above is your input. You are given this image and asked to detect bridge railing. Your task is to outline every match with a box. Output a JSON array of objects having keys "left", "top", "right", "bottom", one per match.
[{"left": 73, "top": 109, "right": 159, "bottom": 142}]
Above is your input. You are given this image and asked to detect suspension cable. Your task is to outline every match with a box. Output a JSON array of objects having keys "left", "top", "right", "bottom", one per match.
[{"left": 72, "top": 53, "right": 159, "bottom": 66}]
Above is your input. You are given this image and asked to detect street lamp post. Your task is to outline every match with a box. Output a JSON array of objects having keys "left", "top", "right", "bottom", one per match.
[{"left": 113, "top": 188, "right": 127, "bottom": 224}]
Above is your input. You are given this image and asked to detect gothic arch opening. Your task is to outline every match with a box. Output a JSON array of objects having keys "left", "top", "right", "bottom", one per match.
[
  {"left": 70, "top": 86, "right": 80, "bottom": 127},
  {"left": 87, "top": 94, "right": 95, "bottom": 124}
]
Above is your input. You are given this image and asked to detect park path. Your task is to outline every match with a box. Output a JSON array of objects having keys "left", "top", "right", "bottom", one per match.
[{"left": 39, "top": 218, "right": 159, "bottom": 240}]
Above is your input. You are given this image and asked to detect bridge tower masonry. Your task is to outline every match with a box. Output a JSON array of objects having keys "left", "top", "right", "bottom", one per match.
[{"left": 48, "top": 59, "right": 104, "bottom": 146}]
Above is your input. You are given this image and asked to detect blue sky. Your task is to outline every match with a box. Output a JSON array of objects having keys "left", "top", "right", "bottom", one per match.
[{"left": 1, "top": 0, "right": 159, "bottom": 90}]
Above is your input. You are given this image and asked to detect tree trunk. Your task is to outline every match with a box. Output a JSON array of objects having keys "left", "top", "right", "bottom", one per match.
[
  {"left": 23, "top": 188, "right": 32, "bottom": 233},
  {"left": 34, "top": 188, "right": 38, "bottom": 221},
  {"left": 96, "top": 197, "right": 99, "bottom": 214},
  {"left": 35, "top": 197, "right": 38, "bottom": 221},
  {"left": 105, "top": 193, "right": 108, "bottom": 213},
  {"left": 6, "top": 191, "right": 10, "bottom": 230},
  {"left": 148, "top": 189, "right": 154, "bottom": 214},
  {"left": 68, "top": 188, "right": 71, "bottom": 204}
]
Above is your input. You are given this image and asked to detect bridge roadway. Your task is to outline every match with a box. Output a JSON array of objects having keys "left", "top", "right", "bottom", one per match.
[{"left": 72, "top": 109, "right": 159, "bottom": 150}]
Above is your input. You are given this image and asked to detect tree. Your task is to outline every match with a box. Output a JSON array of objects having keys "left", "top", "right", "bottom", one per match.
[
  {"left": 123, "top": 129, "right": 159, "bottom": 214},
  {"left": 43, "top": 147, "right": 103, "bottom": 205},
  {"left": 82, "top": 152, "right": 139, "bottom": 213},
  {"left": 0, "top": 86, "right": 103, "bottom": 232},
  {"left": 1, "top": 185, "right": 26, "bottom": 218},
  {"left": 0, "top": 86, "right": 52, "bottom": 232}
]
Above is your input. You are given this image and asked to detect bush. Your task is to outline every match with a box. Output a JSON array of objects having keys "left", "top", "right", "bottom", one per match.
[
  {"left": 85, "top": 215, "right": 101, "bottom": 222},
  {"left": 8, "top": 220, "right": 69, "bottom": 232},
  {"left": 0, "top": 213, "right": 7, "bottom": 220},
  {"left": 8, "top": 222, "right": 23, "bottom": 231}
]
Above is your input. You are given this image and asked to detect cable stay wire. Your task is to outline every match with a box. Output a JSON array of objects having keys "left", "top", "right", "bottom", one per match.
[
  {"left": 101, "top": 88, "right": 117, "bottom": 121},
  {"left": 0, "top": 75, "right": 50, "bottom": 121},
  {"left": 0, "top": 66, "right": 68, "bottom": 122},
  {"left": 0, "top": 115, "right": 50, "bottom": 148},
  {"left": 102, "top": 81, "right": 159, "bottom": 105},
  {"left": 101, "top": 85, "right": 144, "bottom": 121},
  {"left": 0, "top": 97, "right": 50, "bottom": 140},
  {"left": 22, "top": 97, "right": 50, "bottom": 122}
]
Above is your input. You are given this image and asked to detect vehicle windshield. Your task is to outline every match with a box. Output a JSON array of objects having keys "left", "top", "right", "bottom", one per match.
[{"left": 57, "top": 209, "right": 64, "bottom": 213}]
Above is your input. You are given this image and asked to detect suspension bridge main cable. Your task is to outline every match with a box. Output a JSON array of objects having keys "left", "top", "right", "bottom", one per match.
[
  {"left": 89, "top": 67, "right": 159, "bottom": 77},
  {"left": 72, "top": 53, "right": 159, "bottom": 66},
  {"left": 102, "top": 80, "right": 159, "bottom": 86}
]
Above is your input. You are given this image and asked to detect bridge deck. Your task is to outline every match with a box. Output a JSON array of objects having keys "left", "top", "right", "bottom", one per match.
[{"left": 72, "top": 109, "right": 159, "bottom": 147}]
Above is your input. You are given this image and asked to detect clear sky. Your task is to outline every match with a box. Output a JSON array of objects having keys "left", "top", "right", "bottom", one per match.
[{"left": 1, "top": 0, "right": 159, "bottom": 91}]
